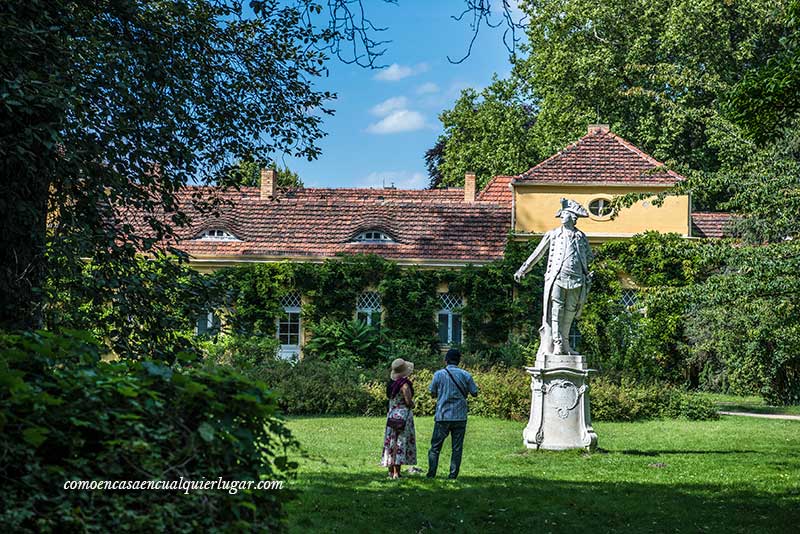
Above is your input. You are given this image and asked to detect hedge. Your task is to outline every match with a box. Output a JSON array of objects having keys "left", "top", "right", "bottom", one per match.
[{"left": 1, "top": 330, "right": 297, "bottom": 533}]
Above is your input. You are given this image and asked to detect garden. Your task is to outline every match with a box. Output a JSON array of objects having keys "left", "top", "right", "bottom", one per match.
[{"left": 4, "top": 0, "right": 800, "bottom": 532}]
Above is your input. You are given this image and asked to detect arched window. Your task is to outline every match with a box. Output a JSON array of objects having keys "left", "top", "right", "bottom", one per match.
[
  {"left": 195, "top": 229, "right": 239, "bottom": 241},
  {"left": 353, "top": 230, "right": 394, "bottom": 243}
]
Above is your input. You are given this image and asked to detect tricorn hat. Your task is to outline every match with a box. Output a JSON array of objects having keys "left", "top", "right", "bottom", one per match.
[{"left": 555, "top": 198, "right": 589, "bottom": 218}]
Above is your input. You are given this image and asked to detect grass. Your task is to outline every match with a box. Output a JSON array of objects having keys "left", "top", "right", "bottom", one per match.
[
  {"left": 285, "top": 416, "right": 800, "bottom": 533},
  {"left": 697, "top": 392, "right": 800, "bottom": 416}
]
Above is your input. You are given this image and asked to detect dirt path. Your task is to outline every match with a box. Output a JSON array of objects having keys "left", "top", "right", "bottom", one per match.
[{"left": 718, "top": 411, "right": 800, "bottom": 421}]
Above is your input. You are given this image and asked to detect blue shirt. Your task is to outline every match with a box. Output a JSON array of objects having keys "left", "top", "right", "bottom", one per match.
[{"left": 429, "top": 365, "right": 479, "bottom": 421}]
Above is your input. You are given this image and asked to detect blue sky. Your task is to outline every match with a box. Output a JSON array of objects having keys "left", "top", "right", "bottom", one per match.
[{"left": 283, "top": 1, "right": 523, "bottom": 189}]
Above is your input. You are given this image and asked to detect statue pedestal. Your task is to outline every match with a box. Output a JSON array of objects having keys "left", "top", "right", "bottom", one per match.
[{"left": 522, "top": 353, "right": 598, "bottom": 451}]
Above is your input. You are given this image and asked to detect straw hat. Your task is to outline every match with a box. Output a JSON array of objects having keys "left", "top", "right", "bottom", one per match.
[{"left": 390, "top": 358, "right": 414, "bottom": 380}]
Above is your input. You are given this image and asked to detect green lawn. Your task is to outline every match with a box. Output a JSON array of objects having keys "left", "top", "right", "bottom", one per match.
[{"left": 285, "top": 416, "right": 800, "bottom": 533}]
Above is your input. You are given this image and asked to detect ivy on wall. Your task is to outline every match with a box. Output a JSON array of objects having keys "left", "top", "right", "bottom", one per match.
[{"left": 212, "top": 236, "right": 545, "bottom": 359}]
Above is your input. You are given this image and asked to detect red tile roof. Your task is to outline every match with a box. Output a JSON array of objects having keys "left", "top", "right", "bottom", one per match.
[
  {"left": 127, "top": 186, "right": 511, "bottom": 264},
  {"left": 691, "top": 212, "right": 734, "bottom": 238},
  {"left": 477, "top": 175, "right": 513, "bottom": 205},
  {"left": 515, "top": 128, "right": 684, "bottom": 186}
]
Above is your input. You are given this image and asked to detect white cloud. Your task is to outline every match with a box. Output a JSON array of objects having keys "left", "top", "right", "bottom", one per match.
[
  {"left": 359, "top": 171, "right": 428, "bottom": 189},
  {"left": 374, "top": 62, "right": 429, "bottom": 82},
  {"left": 370, "top": 96, "right": 409, "bottom": 117},
  {"left": 416, "top": 82, "right": 440, "bottom": 95},
  {"left": 366, "top": 110, "right": 427, "bottom": 134}
]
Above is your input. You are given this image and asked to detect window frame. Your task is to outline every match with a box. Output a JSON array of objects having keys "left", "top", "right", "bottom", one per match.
[
  {"left": 437, "top": 292, "right": 463, "bottom": 346},
  {"left": 276, "top": 292, "right": 302, "bottom": 360},
  {"left": 355, "top": 291, "right": 382, "bottom": 327},
  {"left": 352, "top": 230, "right": 395, "bottom": 243},
  {"left": 195, "top": 228, "right": 240, "bottom": 241},
  {"left": 587, "top": 196, "right": 614, "bottom": 221}
]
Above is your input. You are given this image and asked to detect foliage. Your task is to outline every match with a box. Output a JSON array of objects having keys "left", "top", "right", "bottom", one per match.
[
  {"left": 379, "top": 266, "right": 441, "bottom": 352},
  {"left": 303, "top": 318, "right": 388, "bottom": 367},
  {"left": 1, "top": 0, "right": 340, "bottom": 331},
  {"left": 683, "top": 244, "right": 800, "bottom": 405},
  {"left": 514, "top": 0, "right": 791, "bottom": 208},
  {"left": 228, "top": 160, "right": 305, "bottom": 188},
  {"left": 0, "top": 330, "right": 297, "bottom": 532},
  {"left": 44, "top": 254, "right": 221, "bottom": 363},
  {"left": 216, "top": 246, "right": 546, "bottom": 363},
  {"left": 590, "top": 377, "right": 718, "bottom": 422},
  {"left": 580, "top": 231, "right": 800, "bottom": 405},
  {"left": 725, "top": 1, "right": 800, "bottom": 143},
  {"left": 428, "top": 77, "right": 541, "bottom": 189},
  {"left": 218, "top": 347, "right": 717, "bottom": 422},
  {"left": 203, "top": 334, "right": 281, "bottom": 374}
]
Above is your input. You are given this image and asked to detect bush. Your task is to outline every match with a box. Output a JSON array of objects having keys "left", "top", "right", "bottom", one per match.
[
  {"left": 590, "top": 378, "right": 718, "bottom": 422},
  {"left": 303, "top": 318, "right": 388, "bottom": 367},
  {"left": 208, "top": 337, "right": 719, "bottom": 423},
  {"left": 1, "top": 330, "right": 297, "bottom": 533},
  {"left": 203, "top": 334, "right": 282, "bottom": 370}
]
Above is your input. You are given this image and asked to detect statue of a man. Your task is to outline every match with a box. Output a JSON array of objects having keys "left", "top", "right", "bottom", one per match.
[{"left": 514, "top": 198, "right": 593, "bottom": 355}]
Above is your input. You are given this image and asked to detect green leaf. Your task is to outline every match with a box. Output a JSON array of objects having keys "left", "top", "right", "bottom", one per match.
[
  {"left": 198, "top": 422, "right": 215, "bottom": 442},
  {"left": 23, "top": 427, "right": 49, "bottom": 447}
]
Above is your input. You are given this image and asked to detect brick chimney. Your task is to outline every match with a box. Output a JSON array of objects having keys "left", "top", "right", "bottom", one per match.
[
  {"left": 588, "top": 124, "right": 610, "bottom": 135},
  {"left": 260, "top": 168, "right": 276, "bottom": 199},
  {"left": 464, "top": 172, "right": 477, "bottom": 203}
]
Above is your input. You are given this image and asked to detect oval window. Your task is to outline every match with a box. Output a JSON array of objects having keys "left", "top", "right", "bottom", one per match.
[{"left": 588, "top": 198, "right": 612, "bottom": 219}]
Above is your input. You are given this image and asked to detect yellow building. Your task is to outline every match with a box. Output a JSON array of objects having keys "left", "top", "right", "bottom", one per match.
[{"left": 488, "top": 124, "right": 729, "bottom": 244}]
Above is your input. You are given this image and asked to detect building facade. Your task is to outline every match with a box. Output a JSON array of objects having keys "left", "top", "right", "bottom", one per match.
[{"left": 138, "top": 125, "right": 731, "bottom": 357}]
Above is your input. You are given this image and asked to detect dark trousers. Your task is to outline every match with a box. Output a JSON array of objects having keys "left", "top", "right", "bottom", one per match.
[{"left": 427, "top": 420, "right": 467, "bottom": 479}]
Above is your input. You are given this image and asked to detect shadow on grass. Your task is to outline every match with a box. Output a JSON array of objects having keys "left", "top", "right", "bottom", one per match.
[{"left": 288, "top": 472, "right": 799, "bottom": 533}]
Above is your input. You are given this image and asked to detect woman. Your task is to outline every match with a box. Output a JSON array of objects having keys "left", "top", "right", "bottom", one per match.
[{"left": 380, "top": 358, "right": 416, "bottom": 479}]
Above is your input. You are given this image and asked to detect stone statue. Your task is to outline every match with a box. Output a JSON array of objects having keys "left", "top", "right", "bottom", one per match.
[{"left": 514, "top": 198, "right": 593, "bottom": 356}]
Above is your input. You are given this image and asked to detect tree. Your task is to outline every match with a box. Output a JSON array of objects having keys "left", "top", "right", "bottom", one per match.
[
  {"left": 725, "top": 1, "right": 800, "bottom": 143},
  {"left": 229, "top": 160, "right": 305, "bottom": 188},
  {"left": 1, "top": 0, "right": 343, "bottom": 333},
  {"left": 427, "top": 77, "right": 541, "bottom": 189},
  {"left": 513, "top": 0, "right": 791, "bottom": 208},
  {"left": 1, "top": 0, "right": 526, "bottom": 334}
]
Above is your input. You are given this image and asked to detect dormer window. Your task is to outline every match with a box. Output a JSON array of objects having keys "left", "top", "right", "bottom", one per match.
[
  {"left": 195, "top": 229, "right": 239, "bottom": 241},
  {"left": 353, "top": 230, "right": 394, "bottom": 243}
]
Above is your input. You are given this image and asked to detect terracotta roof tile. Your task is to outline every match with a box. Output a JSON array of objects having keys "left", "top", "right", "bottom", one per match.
[
  {"left": 127, "top": 187, "right": 511, "bottom": 263},
  {"left": 691, "top": 212, "right": 734, "bottom": 238},
  {"left": 515, "top": 129, "right": 684, "bottom": 186},
  {"left": 477, "top": 175, "right": 513, "bottom": 205}
]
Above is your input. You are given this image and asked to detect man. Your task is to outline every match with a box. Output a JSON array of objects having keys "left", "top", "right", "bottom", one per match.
[
  {"left": 427, "top": 348, "right": 478, "bottom": 479},
  {"left": 514, "top": 198, "right": 593, "bottom": 355}
]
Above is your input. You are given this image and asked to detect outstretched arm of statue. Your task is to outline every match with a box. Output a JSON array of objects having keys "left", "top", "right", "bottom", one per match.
[{"left": 514, "top": 233, "right": 550, "bottom": 282}]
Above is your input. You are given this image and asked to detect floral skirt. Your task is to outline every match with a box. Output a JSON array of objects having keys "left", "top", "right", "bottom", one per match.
[{"left": 380, "top": 411, "right": 416, "bottom": 466}]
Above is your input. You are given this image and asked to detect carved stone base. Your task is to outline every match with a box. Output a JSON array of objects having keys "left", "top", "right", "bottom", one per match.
[{"left": 522, "top": 353, "right": 598, "bottom": 451}]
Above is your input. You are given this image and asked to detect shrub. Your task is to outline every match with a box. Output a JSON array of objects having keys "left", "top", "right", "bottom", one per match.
[
  {"left": 303, "top": 318, "right": 388, "bottom": 367},
  {"left": 383, "top": 338, "right": 442, "bottom": 370},
  {"left": 469, "top": 367, "right": 530, "bottom": 421},
  {"left": 590, "top": 378, "right": 718, "bottom": 422},
  {"left": 203, "top": 334, "right": 282, "bottom": 370},
  {"left": 1, "top": 330, "right": 297, "bottom": 533}
]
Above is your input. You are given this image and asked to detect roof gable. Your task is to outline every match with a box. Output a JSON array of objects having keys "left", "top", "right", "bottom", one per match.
[{"left": 515, "top": 127, "right": 684, "bottom": 186}]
